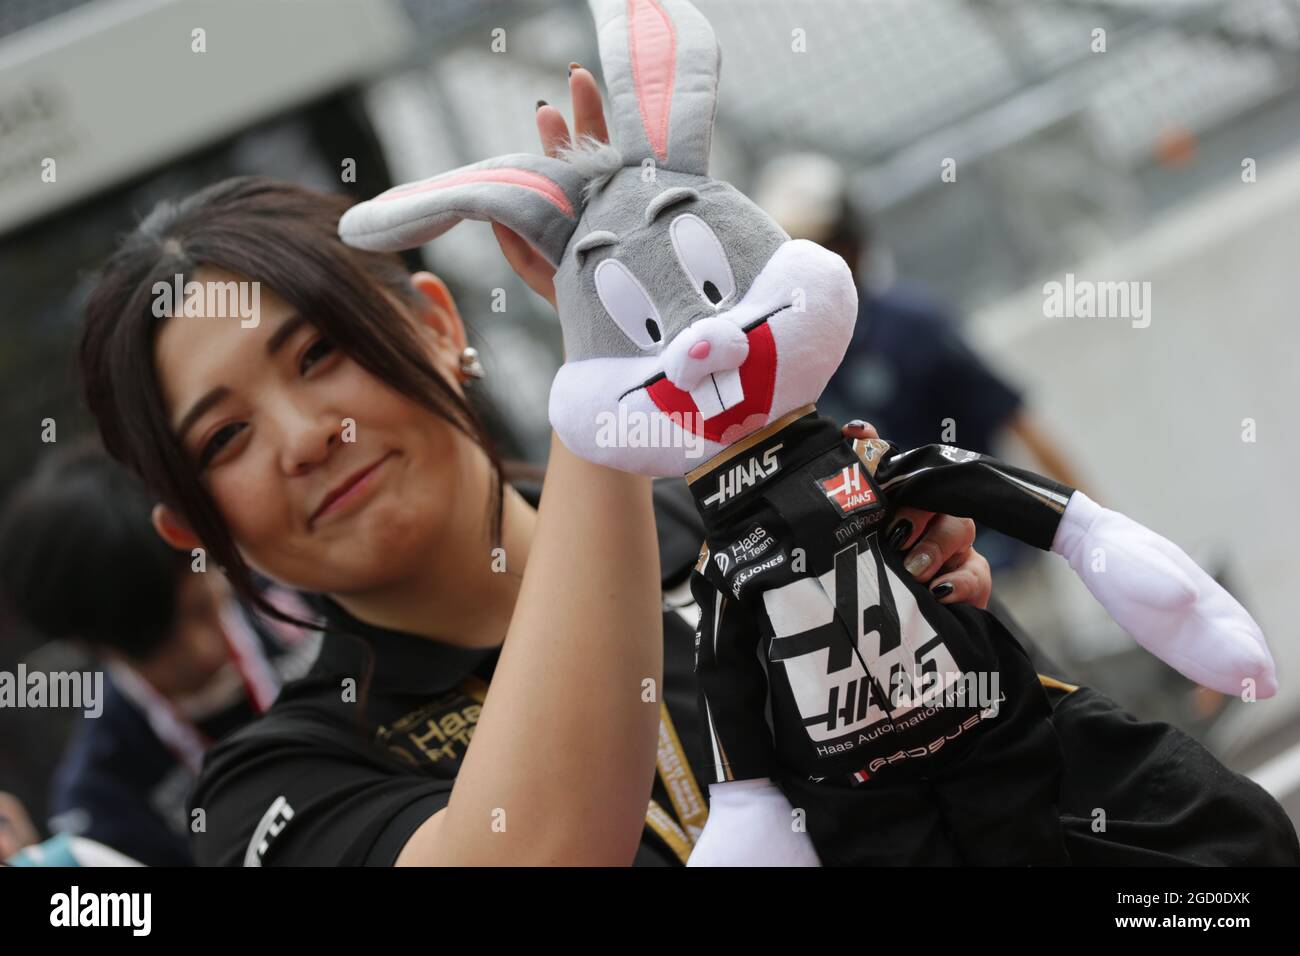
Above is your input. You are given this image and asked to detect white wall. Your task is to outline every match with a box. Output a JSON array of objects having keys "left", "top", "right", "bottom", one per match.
[{"left": 970, "top": 145, "right": 1300, "bottom": 743}]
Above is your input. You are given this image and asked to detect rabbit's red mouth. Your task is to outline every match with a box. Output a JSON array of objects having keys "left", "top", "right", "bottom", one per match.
[{"left": 645, "top": 321, "right": 777, "bottom": 444}]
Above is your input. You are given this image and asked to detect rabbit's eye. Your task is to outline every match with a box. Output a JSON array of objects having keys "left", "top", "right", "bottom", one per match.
[
  {"left": 670, "top": 213, "right": 735, "bottom": 307},
  {"left": 594, "top": 258, "right": 664, "bottom": 351}
]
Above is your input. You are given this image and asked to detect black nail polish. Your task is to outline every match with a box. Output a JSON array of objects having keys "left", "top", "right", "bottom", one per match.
[
  {"left": 846, "top": 419, "right": 867, "bottom": 430},
  {"left": 931, "top": 582, "right": 954, "bottom": 599},
  {"left": 887, "top": 520, "right": 912, "bottom": 552},
  {"left": 536, "top": 99, "right": 548, "bottom": 110}
]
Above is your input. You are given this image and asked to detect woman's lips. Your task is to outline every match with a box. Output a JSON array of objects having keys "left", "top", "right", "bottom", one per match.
[{"left": 310, "top": 453, "right": 394, "bottom": 527}]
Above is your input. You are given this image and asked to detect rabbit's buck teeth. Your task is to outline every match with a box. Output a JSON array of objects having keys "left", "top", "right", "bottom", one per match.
[{"left": 689, "top": 368, "right": 745, "bottom": 419}]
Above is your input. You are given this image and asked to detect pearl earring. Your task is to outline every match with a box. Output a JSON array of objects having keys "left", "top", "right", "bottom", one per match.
[{"left": 458, "top": 346, "right": 485, "bottom": 380}]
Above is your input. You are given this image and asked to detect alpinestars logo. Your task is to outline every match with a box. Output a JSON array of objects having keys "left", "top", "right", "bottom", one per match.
[
  {"left": 715, "top": 552, "right": 731, "bottom": 574},
  {"left": 701, "top": 444, "right": 783, "bottom": 508},
  {"left": 939, "top": 445, "right": 980, "bottom": 464},
  {"left": 818, "top": 462, "right": 878, "bottom": 516}
]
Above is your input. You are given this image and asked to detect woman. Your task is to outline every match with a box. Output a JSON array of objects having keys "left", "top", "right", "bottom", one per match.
[
  {"left": 76, "top": 69, "right": 992, "bottom": 866},
  {"left": 79, "top": 70, "right": 1296, "bottom": 867}
]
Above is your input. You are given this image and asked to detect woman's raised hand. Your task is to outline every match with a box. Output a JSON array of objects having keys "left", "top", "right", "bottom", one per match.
[
  {"left": 841, "top": 420, "right": 993, "bottom": 610},
  {"left": 494, "top": 65, "right": 611, "bottom": 308}
]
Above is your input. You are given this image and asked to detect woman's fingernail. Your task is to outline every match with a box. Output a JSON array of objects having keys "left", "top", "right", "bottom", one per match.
[
  {"left": 931, "top": 582, "right": 954, "bottom": 599},
  {"left": 569, "top": 61, "right": 582, "bottom": 76},
  {"left": 886, "top": 520, "right": 912, "bottom": 552},
  {"left": 904, "top": 551, "right": 932, "bottom": 577},
  {"left": 536, "top": 99, "right": 548, "bottom": 110},
  {"left": 846, "top": 419, "right": 868, "bottom": 431}
]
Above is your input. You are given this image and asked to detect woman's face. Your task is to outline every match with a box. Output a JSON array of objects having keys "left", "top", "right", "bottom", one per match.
[{"left": 153, "top": 267, "right": 482, "bottom": 595}]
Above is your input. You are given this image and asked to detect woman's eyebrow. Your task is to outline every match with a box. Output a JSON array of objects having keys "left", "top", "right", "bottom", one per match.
[
  {"left": 265, "top": 312, "right": 307, "bottom": 356},
  {"left": 174, "top": 313, "right": 306, "bottom": 440},
  {"left": 175, "top": 386, "right": 230, "bottom": 442}
]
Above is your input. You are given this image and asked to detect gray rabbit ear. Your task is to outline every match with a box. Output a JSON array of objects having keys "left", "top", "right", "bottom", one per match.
[
  {"left": 589, "top": 0, "right": 720, "bottom": 175},
  {"left": 338, "top": 154, "right": 587, "bottom": 267}
]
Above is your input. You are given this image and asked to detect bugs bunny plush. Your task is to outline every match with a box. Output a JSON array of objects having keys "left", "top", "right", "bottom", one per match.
[{"left": 340, "top": 0, "right": 1276, "bottom": 865}]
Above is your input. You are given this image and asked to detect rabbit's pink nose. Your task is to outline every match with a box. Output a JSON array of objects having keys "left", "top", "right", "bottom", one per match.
[{"left": 688, "top": 340, "right": 711, "bottom": 360}]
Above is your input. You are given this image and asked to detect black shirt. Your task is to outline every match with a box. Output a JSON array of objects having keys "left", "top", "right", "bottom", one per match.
[
  {"left": 189, "top": 480, "right": 710, "bottom": 866},
  {"left": 687, "top": 409, "right": 1073, "bottom": 783}
]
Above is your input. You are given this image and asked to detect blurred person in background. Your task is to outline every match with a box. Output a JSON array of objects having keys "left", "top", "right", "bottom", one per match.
[
  {"left": 0, "top": 445, "right": 316, "bottom": 866},
  {"left": 754, "top": 153, "right": 1087, "bottom": 571},
  {"left": 2, "top": 786, "right": 148, "bottom": 866},
  {"left": 0, "top": 791, "right": 38, "bottom": 860}
]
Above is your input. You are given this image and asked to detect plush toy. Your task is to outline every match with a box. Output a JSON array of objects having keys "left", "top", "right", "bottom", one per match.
[{"left": 340, "top": 0, "right": 1276, "bottom": 865}]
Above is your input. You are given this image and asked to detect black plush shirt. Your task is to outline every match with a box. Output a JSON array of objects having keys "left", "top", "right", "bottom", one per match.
[
  {"left": 189, "top": 481, "right": 710, "bottom": 866},
  {"left": 687, "top": 409, "right": 1075, "bottom": 784}
]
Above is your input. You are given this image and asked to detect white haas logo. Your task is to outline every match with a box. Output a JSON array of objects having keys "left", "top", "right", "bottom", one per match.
[{"left": 702, "top": 444, "right": 783, "bottom": 508}]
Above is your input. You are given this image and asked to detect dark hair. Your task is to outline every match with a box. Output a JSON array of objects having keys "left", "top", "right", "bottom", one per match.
[
  {"left": 0, "top": 443, "right": 186, "bottom": 660},
  {"left": 79, "top": 176, "right": 504, "bottom": 628}
]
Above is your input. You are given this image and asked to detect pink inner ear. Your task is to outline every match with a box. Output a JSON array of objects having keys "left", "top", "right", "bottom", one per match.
[
  {"left": 628, "top": 0, "right": 676, "bottom": 164},
  {"left": 378, "top": 168, "right": 575, "bottom": 218}
]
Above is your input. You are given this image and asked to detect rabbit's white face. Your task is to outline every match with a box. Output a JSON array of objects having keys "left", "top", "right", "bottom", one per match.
[{"left": 550, "top": 172, "right": 858, "bottom": 476}]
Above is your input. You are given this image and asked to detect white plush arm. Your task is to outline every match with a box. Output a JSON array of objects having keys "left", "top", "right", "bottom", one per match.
[
  {"left": 1051, "top": 491, "right": 1276, "bottom": 697},
  {"left": 687, "top": 779, "right": 822, "bottom": 867}
]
